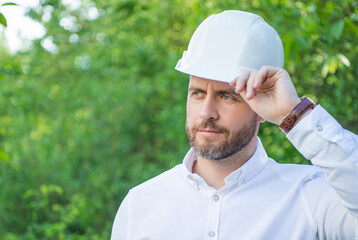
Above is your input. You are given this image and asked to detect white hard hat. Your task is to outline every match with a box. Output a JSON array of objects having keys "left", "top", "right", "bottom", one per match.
[{"left": 175, "top": 10, "right": 284, "bottom": 83}]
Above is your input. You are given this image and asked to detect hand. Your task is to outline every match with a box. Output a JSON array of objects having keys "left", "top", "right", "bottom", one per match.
[{"left": 230, "top": 66, "right": 301, "bottom": 125}]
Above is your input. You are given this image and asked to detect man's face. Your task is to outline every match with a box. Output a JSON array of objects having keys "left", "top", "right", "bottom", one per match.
[{"left": 186, "top": 76, "right": 260, "bottom": 160}]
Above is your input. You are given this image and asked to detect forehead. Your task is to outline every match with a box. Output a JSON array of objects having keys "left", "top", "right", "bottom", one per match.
[{"left": 189, "top": 75, "right": 232, "bottom": 90}]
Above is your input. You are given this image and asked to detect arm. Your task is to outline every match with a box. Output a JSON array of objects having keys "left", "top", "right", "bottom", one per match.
[
  {"left": 287, "top": 105, "right": 358, "bottom": 217},
  {"left": 230, "top": 66, "right": 358, "bottom": 235},
  {"left": 287, "top": 105, "right": 358, "bottom": 238}
]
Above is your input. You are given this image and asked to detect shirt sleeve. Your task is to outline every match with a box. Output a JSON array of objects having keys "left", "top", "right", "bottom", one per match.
[
  {"left": 286, "top": 105, "right": 358, "bottom": 238},
  {"left": 111, "top": 192, "right": 131, "bottom": 240}
]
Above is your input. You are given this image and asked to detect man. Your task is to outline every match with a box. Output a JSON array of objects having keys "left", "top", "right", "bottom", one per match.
[{"left": 111, "top": 10, "right": 358, "bottom": 239}]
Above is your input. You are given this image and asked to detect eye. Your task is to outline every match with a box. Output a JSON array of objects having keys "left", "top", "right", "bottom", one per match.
[
  {"left": 191, "top": 91, "right": 203, "bottom": 98},
  {"left": 221, "top": 95, "right": 233, "bottom": 101}
]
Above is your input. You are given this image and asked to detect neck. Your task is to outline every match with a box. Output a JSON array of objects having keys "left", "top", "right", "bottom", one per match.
[{"left": 192, "top": 137, "right": 257, "bottom": 189}]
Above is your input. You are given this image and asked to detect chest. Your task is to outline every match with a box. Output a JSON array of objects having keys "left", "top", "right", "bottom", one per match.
[{"left": 129, "top": 181, "right": 317, "bottom": 240}]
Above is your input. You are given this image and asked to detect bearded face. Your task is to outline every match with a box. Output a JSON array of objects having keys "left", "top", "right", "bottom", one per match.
[{"left": 186, "top": 116, "right": 258, "bottom": 160}]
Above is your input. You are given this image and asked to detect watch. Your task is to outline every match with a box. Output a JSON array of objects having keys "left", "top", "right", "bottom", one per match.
[{"left": 279, "top": 97, "right": 316, "bottom": 134}]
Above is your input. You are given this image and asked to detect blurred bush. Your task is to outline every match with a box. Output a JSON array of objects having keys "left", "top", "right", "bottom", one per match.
[{"left": 0, "top": 0, "right": 357, "bottom": 238}]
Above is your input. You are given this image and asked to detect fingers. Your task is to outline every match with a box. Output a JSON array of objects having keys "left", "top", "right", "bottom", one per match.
[
  {"left": 230, "top": 70, "right": 257, "bottom": 100},
  {"left": 257, "top": 66, "right": 281, "bottom": 79},
  {"left": 253, "top": 67, "right": 267, "bottom": 89},
  {"left": 230, "top": 70, "right": 250, "bottom": 94},
  {"left": 230, "top": 66, "right": 284, "bottom": 100},
  {"left": 246, "top": 71, "right": 257, "bottom": 100},
  {"left": 254, "top": 66, "right": 274, "bottom": 89},
  {"left": 229, "top": 76, "right": 237, "bottom": 86}
]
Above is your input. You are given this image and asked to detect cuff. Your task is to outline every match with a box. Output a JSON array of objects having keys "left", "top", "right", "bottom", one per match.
[{"left": 286, "top": 105, "right": 343, "bottom": 159}]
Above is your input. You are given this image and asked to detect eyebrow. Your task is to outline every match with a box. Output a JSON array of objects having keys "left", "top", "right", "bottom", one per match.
[
  {"left": 217, "top": 89, "right": 240, "bottom": 96},
  {"left": 188, "top": 86, "right": 243, "bottom": 99},
  {"left": 188, "top": 86, "right": 205, "bottom": 92}
]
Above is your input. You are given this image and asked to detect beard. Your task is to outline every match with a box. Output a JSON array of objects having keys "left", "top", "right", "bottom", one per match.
[{"left": 186, "top": 117, "right": 258, "bottom": 161}]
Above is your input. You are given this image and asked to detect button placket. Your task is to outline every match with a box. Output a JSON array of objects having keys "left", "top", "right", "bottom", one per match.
[{"left": 206, "top": 192, "right": 222, "bottom": 239}]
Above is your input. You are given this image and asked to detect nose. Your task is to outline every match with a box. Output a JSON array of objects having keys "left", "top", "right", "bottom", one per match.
[{"left": 199, "top": 98, "right": 219, "bottom": 121}]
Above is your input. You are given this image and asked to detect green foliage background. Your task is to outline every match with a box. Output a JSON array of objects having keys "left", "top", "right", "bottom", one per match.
[{"left": 0, "top": 0, "right": 357, "bottom": 239}]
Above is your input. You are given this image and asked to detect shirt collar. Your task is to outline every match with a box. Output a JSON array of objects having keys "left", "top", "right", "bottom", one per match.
[{"left": 182, "top": 137, "right": 268, "bottom": 189}]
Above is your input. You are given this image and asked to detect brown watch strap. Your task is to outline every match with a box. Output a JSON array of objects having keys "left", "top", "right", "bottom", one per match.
[{"left": 279, "top": 97, "right": 316, "bottom": 134}]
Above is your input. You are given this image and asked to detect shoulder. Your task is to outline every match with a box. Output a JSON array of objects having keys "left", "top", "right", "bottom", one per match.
[
  {"left": 128, "top": 164, "right": 184, "bottom": 197},
  {"left": 261, "top": 159, "right": 332, "bottom": 208},
  {"left": 264, "top": 158, "right": 324, "bottom": 183}
]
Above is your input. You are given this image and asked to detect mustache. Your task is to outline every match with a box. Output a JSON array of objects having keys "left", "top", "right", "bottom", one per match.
[{"left": 192, "top": 120, "right": 229, "bottom": 134}]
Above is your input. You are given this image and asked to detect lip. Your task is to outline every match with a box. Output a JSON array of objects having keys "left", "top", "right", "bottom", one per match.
[{"left": 198, "top": 129, "right": 221, "bottom": 137}]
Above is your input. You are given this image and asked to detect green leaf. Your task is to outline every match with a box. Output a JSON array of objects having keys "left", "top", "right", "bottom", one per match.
[
  {"left": 345, "top": 18, "right": 358, "bottom": 36},
  {"left": 1, "top": 2, "right": 17, "bottom": 6},
  {"left": 282, "top": 34, "right": 293, "bottom": 64},
  {"left": 0, "top": 150, "right": 9, "bottom": 162},
  {"left": 294, "top": 35, "right": 310, "bottom": 49},
  {"left": 337, "top": 54, "right": 350, "bottom": 67},
  {"left": 350, "top": 13, "right": 358, "bottom": 22},
  {"left": 328, "top": 56, "right": 337, "bottom": 74},
  {"left": 322, "top": 63, "right": 329, "bottom": 78},
  {"left": 330, "top": 19, "right": 344, "bottom": 40},
  {"left": 0, "top": 12, "right": 7, "bottom": 27}
]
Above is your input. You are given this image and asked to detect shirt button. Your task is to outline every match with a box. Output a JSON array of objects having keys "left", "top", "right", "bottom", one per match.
[
  {"left": 241, "top": 178, "right": 246, "bottom": 184},
  {"left": 317, "top": 125, "right": 323, "bottom": 131},
  {"left": 213, "top": 195, "right": 219, "bottom": 201},
  {"left": 208, "top": 231, "right": 215, "bottom": 237}
]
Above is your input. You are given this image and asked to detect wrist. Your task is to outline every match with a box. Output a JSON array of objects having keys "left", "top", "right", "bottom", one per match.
[
  {"left": 279, "top": 97, "right": 316, "bottom": 134},
  {"left": 278, "top": 97, "right": 301, "bottom": 125}
]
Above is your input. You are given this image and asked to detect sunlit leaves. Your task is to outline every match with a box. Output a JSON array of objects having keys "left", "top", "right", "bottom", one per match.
[
  {"left": 337, "top": 54, "right": 350, "bottom": 67},
  {"left": 1, "top": 2, "right": 17, "bottom": 6},
  {"left": 0, "top": 2, "right": 17, "bottom": 27},
  {"left": 322, "top": 53, "right": 351, "bottom": 77},
  {"left": 0, "top": 12, "right": 6, "bottom": 27}
]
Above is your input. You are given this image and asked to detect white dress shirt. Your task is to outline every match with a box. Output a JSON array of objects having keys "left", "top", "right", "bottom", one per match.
[{"left": 111, "top": 106, "right": 358, "bottom": 240}]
